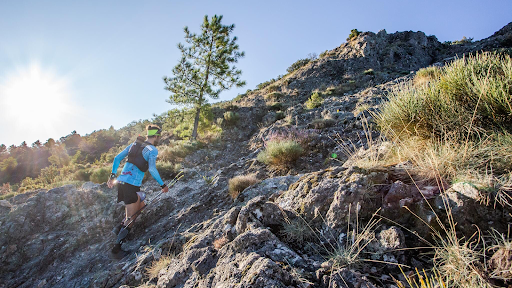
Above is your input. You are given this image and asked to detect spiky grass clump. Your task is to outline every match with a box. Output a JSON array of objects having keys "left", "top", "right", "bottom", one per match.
[
  {"left": 414, "top": 66, "right": 442, "bottom": 86},
  {"left": 376, "top": 52, "right": 512, "bottom": 141},
  {"left": 374, "top": 52, "right": 512, "bottom": 181},
  {"left": 488, "top": 229, "right": 512, "bottom": 281},
  {"left": 257, "top": 140, "right": 304, "bottom": 167},
  {"left": 228, "top": 173, "right": 259, "bottom": 199},
  {"left": 328, "top": 215, "right": 380, "bottom": 270},
  {"left": 146, "top": 255, "right": 174, "bottom": 280},
  {"left": 280, "top": 217, "right": 316, "bottom": 245},
  {"left": 395, "top": 268, "right": 447, "bottom": 288}
]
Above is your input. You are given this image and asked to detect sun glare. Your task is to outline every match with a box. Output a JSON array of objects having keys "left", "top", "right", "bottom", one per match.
[{"left": 0, "top": 62, "right": 79, "bottom": 144}]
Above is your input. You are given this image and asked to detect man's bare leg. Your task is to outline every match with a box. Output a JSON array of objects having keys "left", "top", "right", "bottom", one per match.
[{"left": 123, "top": 196, "right": 145, "bottom": 228}]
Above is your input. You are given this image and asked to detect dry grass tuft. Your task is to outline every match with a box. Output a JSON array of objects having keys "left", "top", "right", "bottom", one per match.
[
  {"left": 146, "top": 255, "right": 174, "bottom": 280},
  {"left": 228, "top": 173, "right": 260, "bottom": 199}
]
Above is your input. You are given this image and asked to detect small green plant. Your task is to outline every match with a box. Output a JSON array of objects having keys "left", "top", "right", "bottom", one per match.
[
  {"left": 228, "top": 173, "right": 259, "bottom": 199},
  {"left": 305, "top": 92, "right": 323, "bottom": 109},
  {"left": 319, "top": 50, "right": 329, "bottom": 58},
  {"left": 159, "top": 141, "right": 201, "bottom": 162},
  {"left": 363, "top": 68, "right": 375, "bottom": 75},
  {"left": 268, "top": 102, "right": 283, "bottom": 111},
  {"left": 155, "top": 162, "right": 181, "bottom": 179},
  {"left": 328, "top": 210, "right": 381, "bottom": 270},
  {"left": 347, "top": 29, "right": 361, "bottom": 41},
  {"left": 90, "top": 167, "right": 110, "bottom": 184},
  {"left": 287, "top": 58, "right": 311, "bottom": 73},
  {"left": 257, "top": 140, "right": 304, "bottom": 166},
  {"left": 72, "top": 169, "right": 91, "bottom": 181},
  {"left": 280, "top": 217, "right": 315, "bottom": 245},
  {"left": 275, "top": 111, "right": 285, "bottom": 121},
  {"left": 223, "top": 111, "right": 240, "bottom": 125},
  {"left": 452, "top": 36, "right": 474, "bottom": 45}
]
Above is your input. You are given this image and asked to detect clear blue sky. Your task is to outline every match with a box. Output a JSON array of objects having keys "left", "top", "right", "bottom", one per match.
[{"left": 0, "top": 0, "right": 510, "bottom": 147}]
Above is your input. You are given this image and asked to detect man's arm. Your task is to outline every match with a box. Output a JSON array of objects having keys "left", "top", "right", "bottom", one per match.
[
  {"left": 111, "top": 144, "right": 132, "bottom": 175},
  {"left": 107, "top": 144, "right": 131, "bottom": 188},
  {"left": 147, "top": 152, "right": 165, "bottom": 187}
]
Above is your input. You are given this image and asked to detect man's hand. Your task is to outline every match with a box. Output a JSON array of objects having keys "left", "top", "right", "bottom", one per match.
[
  {"left": 107, "top": 178, "right": 115, "bottom": 188},
  {"left": 161, "top": 184, "right": 169, "bottom": 193}
]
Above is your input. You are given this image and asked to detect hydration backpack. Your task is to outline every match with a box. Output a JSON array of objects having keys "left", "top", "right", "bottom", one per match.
[{"left": 127, "top": 136, "right": 150, "bottom": 172}]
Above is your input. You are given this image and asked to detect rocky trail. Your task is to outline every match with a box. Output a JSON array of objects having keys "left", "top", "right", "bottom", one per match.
[{"left": 1, "top": 23, "right": 512, "bottom": 288}]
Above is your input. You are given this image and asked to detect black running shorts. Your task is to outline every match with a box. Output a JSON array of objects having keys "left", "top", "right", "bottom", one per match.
[{"left": 117, "top": 182, "right": 140, "bottom": 205}]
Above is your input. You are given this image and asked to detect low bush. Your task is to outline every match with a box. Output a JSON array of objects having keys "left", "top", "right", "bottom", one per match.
[
  {"left": 268, "top": 102, "right": 283, "bottom": 111},
  {"left": 363, "top": 69, "right": 375, "bottom": 75},
  {"left": 374, "top": 52, "right": 512, "bottom": 180},
  {"left": 257, "top": 140, "right": 304, "bottom": 166},
  {"left": 347, "top": 29, "right": 361, "bottom": 41},
  {"left": 287, "top": 58, "right": 311, "bottom": 73},
  {"left": 275, "top": 112, "right": 285, "bottom": 121},
  {"left": 228, "top": 173, "right": 259, "bottom": 199},
  {"left": 159, "top": 141, "right": 201, "bottom": 162},
  {"left": 155, "top": 161, "right": 180, "bottom": 179},
  {"left": 223, "top": 111, "right": 240, "bottom": 125},
  {"left": 72, "top": 169, "right": 91, "bottom": 181},
  {"left": 305, "top": 92, "right": 323, "bottom": 109},
  {"left": 90, "top": 167, "right": 110, "bottom": 184}
]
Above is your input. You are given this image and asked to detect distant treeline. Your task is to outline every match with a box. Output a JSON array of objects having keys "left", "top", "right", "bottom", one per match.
[
  {"left": 0, "top": 104, "right": 224, "bottom": 194},
  {"left": 0, "top": 120, "right": 151, "bottom": 191}
]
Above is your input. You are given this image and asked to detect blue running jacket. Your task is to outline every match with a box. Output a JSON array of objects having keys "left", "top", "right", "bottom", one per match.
[{"left": 111, "top": 142, "right": 164, "bottom": 187}]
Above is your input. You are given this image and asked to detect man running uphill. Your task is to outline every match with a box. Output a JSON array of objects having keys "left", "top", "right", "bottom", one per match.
[{"left": 107, "top": 124, "right": 168, "bottom": 255}]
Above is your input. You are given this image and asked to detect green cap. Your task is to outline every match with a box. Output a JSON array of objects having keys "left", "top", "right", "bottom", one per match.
[{"left": 147, "top": 129, "right": 161, "bottom": 136}]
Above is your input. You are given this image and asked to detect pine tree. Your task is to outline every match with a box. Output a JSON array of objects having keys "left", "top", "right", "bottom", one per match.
[{"left": 164, "top": 15, "right": 245, "bottom": 140}]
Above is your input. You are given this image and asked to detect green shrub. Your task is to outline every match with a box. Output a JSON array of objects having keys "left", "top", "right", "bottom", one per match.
[
  {"left": 267, "top": 84, "right": 278, "bottom": 92},
  {"left": 268, "top": 102, "right": 283, "bottom": 111},
  {"left": 452, "top": 36, "right": 474, "bottom": 45},
  {"left": 275, "top": 112, "right": 285, "bottom": 121},
  {"left": 159, "top": 141, "right": 201, "bottom": 162},
  {"left": 228, "top": 173, "right": 260, "bottom": 199},
  {"left": 363, "top": 69, "right": 375, "bottom": 75},
  {"left": 0, "top": 192, "right": 15, "bottom": 200},
  {"left": 143, "top": 161, "right": 180, "bottom": 182},
  {"left": 374, "top": 52, "right": 512, "bottom": 179},
  {"left": 223, "top": 111, "right": 240, "bottom": 124},
  {"left": 347, "top": 29, "right": 361, "bottom": 41},
  {"left": 257, "top": 140, "right": 304, "bottom": 166},
  {"left": 305, "top": 92, "right": 323, "bottom": 109},
  {"left": 90, "top": 167, "right": 110, "bottom": 184},
  {"left": 286, "top": 58, "right": 311, "bottom": 73},
  {"left": 73, "top": 169, "right": 91, "bottom": 181},
  {"left": 377, "top": 52, "right": 512, "bottom": 141}
]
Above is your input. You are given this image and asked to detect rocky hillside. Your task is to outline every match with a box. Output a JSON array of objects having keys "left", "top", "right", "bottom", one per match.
[{"left": 1, "top": 23, "right": 512, "bottom": 288}]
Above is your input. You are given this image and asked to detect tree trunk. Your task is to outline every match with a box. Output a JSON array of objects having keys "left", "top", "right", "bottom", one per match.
[{"left": 191, "top": 105, "right": 201, "bottom": 140}]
